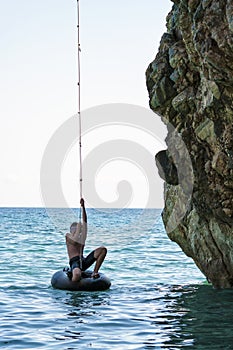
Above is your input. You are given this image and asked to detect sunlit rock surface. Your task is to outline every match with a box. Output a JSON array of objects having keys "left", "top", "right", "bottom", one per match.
[{"left": 146, "top": 0, "right": 233, "bottom": 288}]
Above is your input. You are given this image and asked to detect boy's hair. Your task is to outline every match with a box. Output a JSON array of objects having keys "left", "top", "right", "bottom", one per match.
[{"left": 70, "top": 222, "right": 78, "bottom": 234}]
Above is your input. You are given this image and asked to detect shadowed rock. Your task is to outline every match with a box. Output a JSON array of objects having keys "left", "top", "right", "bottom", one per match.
[{"left": 155, "top": 150, "right": 179, "bottom": 185}]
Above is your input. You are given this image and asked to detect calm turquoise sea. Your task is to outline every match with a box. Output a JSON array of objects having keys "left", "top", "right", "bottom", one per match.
[{"left": 1, "top": 207, "right": 233, "bottom": 349}]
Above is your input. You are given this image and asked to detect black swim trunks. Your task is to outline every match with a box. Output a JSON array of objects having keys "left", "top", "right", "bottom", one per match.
[{"left": 69, "top": 251, "right": 96, "bottom": 272}]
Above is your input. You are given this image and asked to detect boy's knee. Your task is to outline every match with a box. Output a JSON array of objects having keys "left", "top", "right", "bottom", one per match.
[
  {"left": 72, "top": 268, "right": 82, "bottom": 282},
  {"left": 100, "top": 246, "right": 107, "bottom": 256},
  {"left": 94, "top": 246, "right": 107, "bottom": 259}
]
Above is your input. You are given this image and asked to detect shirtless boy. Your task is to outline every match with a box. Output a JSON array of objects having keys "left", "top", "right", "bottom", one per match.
[{"left": 65, "top": 198, "right": 107, "bottom": 282}]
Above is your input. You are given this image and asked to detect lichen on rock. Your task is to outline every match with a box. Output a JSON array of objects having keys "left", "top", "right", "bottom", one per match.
[{"left": 146, "top": 0, "right": 233, "bottom": 288}]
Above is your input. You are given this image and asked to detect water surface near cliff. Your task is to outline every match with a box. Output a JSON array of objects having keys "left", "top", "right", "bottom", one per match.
[{"left": 1, "top": 208, "right": 233, "bottom": 349}]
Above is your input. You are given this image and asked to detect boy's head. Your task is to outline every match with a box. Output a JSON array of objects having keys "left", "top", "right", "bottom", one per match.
[
  {"left": 70, "top": 222, "right": 78, "bottom": 234},
  {"left": 70, "top": 222, "right": 82, "bottom": 234}
]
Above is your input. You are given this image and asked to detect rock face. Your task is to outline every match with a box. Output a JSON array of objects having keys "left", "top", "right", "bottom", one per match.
[{"left": 146, "top": 0, "right": 233, "bottom": 288}]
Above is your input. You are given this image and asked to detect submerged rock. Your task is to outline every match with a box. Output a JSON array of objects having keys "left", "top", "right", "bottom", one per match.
[{"left": 146, "top": 0, "right": 233, "bottom": 288}]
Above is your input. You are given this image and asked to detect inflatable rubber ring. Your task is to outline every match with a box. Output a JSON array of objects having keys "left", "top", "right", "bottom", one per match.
[{"left": 51, "top": 269, "right": 111, "bottom": 291}]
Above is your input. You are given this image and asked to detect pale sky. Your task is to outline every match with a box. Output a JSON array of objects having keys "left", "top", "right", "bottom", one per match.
[{"left": 0, "top": 0, "right": 172, "bottom": 208}]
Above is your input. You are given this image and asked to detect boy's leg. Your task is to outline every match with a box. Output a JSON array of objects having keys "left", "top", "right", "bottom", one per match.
[
  {"left": 83, "top": 247, "right": 107, "bottom": 278},
  {"left": 92, "top": 247, "right": 107, "bottom": 278},
  {"left": 72, "top": 267, "right": 82, "bottom": 282}
]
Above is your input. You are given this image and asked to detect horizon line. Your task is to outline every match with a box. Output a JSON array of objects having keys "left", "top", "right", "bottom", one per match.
[{"left": 0, "top": 206, "right": 163, "bottom": 210}]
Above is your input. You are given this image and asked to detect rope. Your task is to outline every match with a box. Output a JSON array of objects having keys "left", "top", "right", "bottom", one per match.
[
  {"left": 77, "top": 0, "right": 83, "bottom": 264},
  {"left": 77, "top": 0, "right": 82, "bottom": 201}
]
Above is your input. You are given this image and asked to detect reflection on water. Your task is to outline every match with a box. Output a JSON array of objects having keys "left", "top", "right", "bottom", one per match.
[
  {"left": 64, "top": 291, "right": 111, "bottom": 309},
  {"left": 64, "top": 291, "right": 111, "bottom": 321},
  {"left": 147, "top": 284, "right": 233, "bottom": 349}
]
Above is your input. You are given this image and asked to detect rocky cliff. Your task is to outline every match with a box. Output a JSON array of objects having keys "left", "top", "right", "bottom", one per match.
[{"left": 146, "top": 0, "right": 233, "bottom": 288}]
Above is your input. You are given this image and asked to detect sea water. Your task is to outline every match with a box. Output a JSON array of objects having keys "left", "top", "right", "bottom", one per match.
[{"left": 1, "top": 207, "right": 233, "bottom": 349}]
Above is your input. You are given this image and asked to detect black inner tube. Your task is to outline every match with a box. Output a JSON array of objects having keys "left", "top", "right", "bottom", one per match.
[{"left": 51, "top": 269, "right": 111, "bottom": 291}]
